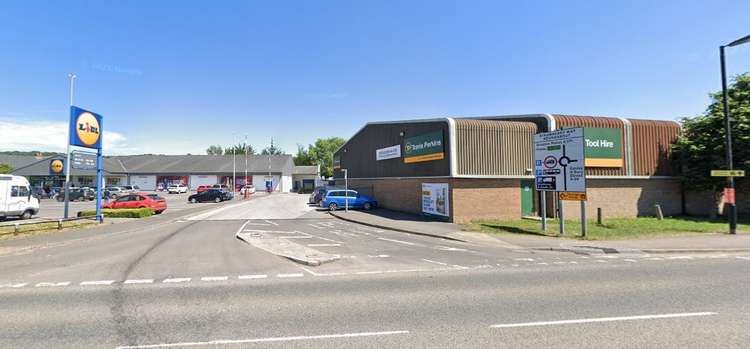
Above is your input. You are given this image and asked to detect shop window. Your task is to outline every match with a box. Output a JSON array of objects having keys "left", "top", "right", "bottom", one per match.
[{"left": 77, "top": 177, "right": 94, "bottom": 186}]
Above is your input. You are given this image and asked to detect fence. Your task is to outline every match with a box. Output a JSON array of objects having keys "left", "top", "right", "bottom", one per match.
[{"left": 0, "top": 216, "right": 99, "bottom": 236}]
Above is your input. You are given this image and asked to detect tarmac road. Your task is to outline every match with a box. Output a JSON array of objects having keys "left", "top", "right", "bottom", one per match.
[{"left": 1, "top": 194, "right": 749, "bottom": 348}]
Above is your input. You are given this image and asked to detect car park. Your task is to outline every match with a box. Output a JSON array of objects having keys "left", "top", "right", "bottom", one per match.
[
  {"left": 103, "top": 193, "right": 166, "bottom": 214},
  {"left": 188, "top": 188, "right": 232, "bottom": 203},
  {"left": 320, "top": 189, "right": 377, "bottom": 211},
  {"left": 0, "top": 175, "right": 40, "bottom": 220},
  {"left": 167, "top": 183, "right": 188, "bottom": 194}
]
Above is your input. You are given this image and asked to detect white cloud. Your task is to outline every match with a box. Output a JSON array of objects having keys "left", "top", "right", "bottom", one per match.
[{"left": 0, "top": 118, "right": 135, "bottom": 155}]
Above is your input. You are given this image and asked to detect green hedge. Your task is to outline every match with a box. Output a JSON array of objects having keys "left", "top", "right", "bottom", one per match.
[{"left": 77, "top": 208, "right": 153, "bottom": 218}]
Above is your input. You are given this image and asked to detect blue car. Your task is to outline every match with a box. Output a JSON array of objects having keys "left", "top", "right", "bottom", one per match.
[{"left": 320, "top": 189, "right": 377, "bottom": 211}]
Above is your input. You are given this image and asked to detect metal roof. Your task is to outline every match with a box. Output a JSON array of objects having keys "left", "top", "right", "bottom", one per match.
[
  {"left": 0, "top": 155, "right": 46, "bottom": 170},
  {"left": 293, "top": 165, "right": 319, "bottom": 175}
]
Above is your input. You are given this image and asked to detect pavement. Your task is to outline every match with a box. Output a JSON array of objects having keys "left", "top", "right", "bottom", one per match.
[
  {"left": 2, "top": 194, "right": 750, "bottom": 347},
  {"left": 329, "top": 208, "right": 750, "bottom": 254}
]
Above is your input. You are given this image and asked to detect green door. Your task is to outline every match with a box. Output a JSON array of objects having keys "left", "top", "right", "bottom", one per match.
[{"left": 520, "top": 180, "right": 534, "bottom": 216}]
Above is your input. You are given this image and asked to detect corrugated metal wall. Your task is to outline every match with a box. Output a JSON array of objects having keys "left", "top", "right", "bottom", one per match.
[
  {"left": 629, "top": 119, "right": 680, "bottom": 176},
  {"left": 335, "top": 121, "right": 451, "bottom": 178},
  {"left": 552, "top": 114, "right": 628, "bottom": 176},
  {"left": 455, "top": 119, "right": 537, "bottom": 176}
]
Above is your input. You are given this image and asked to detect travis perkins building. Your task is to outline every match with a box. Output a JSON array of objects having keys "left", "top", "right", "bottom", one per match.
[
  {"left": 6, "top": 154, "right": 320, "bottom": 193},
  {"left": 333, "top": 114, "right": 693, "bottom": 223}
]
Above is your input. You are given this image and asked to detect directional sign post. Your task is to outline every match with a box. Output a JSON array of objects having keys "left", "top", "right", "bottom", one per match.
[
  {"left": 534, "top": 128, "right": 587, "bottom": 236},
  {"left": 66, "top": 106, "right": 104, "bottom": 222}
]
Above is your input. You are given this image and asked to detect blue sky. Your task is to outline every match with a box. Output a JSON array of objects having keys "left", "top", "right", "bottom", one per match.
[{"left": 1, "top": 0, "right": 749, "bottom": 155}]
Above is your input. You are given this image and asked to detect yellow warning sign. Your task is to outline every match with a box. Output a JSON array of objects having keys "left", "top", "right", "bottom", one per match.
[
  {"left": 560, "top": 192, "right": 587, "bottom": 201},
  {"left": 711, "top": 170, "right": 745, "bottom": 177}
]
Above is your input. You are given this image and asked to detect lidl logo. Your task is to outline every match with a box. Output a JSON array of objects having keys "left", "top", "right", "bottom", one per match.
[
  {"left": 50, "top": 159, "right": 64, "bottom": 174},
  {"left": 75, "top": 112, "right": 100, "bottom": 146}
]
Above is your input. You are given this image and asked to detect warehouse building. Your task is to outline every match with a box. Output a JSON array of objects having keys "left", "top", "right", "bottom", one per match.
[
  {"left": 333, "top": 114, "right": 682, "bottom": 223},
  {"left": 6, "top": 154, "right": 318, "bottom": 193}
]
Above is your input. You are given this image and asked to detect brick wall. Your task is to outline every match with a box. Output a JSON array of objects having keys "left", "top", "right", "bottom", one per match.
[
  {"left": 561, "top": 178, "right": 682, "bottom": 218},
  {"left": 451, "top": 178, "right": 520, "bottom": 223},
  {"left": 684, "top": 183, "right": 749, "bottom": 217}
]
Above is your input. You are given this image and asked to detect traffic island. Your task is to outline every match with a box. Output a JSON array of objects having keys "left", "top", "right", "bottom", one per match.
[{"left": 235, "top": 232, "right": 339, "bottom": 266}]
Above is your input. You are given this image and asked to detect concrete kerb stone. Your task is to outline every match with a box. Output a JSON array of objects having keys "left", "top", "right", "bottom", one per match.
[
  {"left": 532, "top": 246, "right": 750, "bottom": 255},
  {"left": 327, "top": 211, "right": 466, "bottom": 243}
]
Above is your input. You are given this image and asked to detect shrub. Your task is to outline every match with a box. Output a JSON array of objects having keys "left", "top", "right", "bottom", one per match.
[{"left": 77, "top": 208, "right": 153, "bottom": 218}]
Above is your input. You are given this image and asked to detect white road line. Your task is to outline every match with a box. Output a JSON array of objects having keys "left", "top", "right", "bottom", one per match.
[
  {"left": 308, "top": 243, "right": 341, "bottom": 247},
  {"left": 80, "top": 280, "right": 115, "bottom": 286},
  {"left": 310, "top": 235, "right": 344, "bottom": 243},
  {"left": 644, "top": 257, "right": 664, "bottom": 261},
  {"left": 668, "top": 256, "right": 694, "bottom": 260},
  {"left": 377, "top": 237, "right": 416, "bottom": 246},
  {"left": 434, "top": 246, "right": 469, "bottom": 252},
  {"left": 35, "top": 282, "right": 70, "bottom": 287},
  {"left": 163, "top": 278, "right": 191, "bottom": 283},
  {"left": 490, "top": 312, "right": 716, "bottom": 329},
  {"left": 10, "top": 283, "right": 28, "bottom": 288},
  {"left": 277, "top": 273, "right": 304, "bottom": 278},
  {"left": 280, "top": 236, "right": 313, "bottom": 239},
  {"left": 515, "top": 258, "right": 534, "bottom": 262},
  {"left": 124, "top": 279, "right": 154, "bottom": 284},
  {"left": 238, "top": 274, "right": 268, "bottom": 280},
  {"left": 422, "top": 258, "right": 449, "bottom": 266},
  {"left": 736, "top": 256, "right": 750, "bottom": 260},
  {"left": 624, "top": 259, "right": 638, "bottom": 263},
  {"left": 115, "top": 330, "right": 410, "bottom": 349},
  {"left": 201, "top": 276, "right": 228, "bottom": 281},
  {"left": 264, "top": 219, "right": 279, "bottom": 226},
  {"left": 356, "top": 271, "right": 383, "bottom": 275},
  {"left": 368, "top": 254, "right": 390, "bottom": 258}
]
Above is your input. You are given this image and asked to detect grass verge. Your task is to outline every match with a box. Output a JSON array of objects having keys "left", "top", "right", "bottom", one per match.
[
  {"left": 78, "top": 208, "right": 153, "bottom": 218},
  {"left": 0, "top": 219, "right": 98, "bottom": 239},
  {"left": 466, "top": 216, "right": 750, "bottom": 240}
]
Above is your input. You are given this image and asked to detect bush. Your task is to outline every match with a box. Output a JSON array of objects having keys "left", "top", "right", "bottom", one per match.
[{"left": 77, "top": 208, "right": 153, "bottom": 218}]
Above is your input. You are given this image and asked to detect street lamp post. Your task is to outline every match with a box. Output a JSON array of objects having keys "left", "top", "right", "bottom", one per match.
[
  {"left": 63, "top": 73, "right": 76, "bottom": 219},
  {"left": 232, "top": 133, "right": 236, "bottom": 193},
  {"left": 719, "top": 34, "right": 750, "bottom": 234},
  {"left": 244, "top": 134, "right": 248, "bottom": 195}
]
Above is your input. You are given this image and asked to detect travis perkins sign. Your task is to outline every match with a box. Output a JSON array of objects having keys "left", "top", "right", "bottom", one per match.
[{"left": 404, "top": 131, "right": 444, "bottom": 163}]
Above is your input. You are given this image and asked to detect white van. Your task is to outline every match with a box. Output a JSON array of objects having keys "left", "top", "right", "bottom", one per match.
[{"left": 0, "top": 175, "right": 40, "bottom": 220}]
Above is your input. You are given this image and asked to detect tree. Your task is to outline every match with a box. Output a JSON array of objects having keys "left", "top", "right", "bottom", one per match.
[
  {"left": 674, "top": 73, "right": 750, "bottom": 213},
  {"left": 261, "top": 145, "right": 285, "bottom": 155},
  {"left": 206, "top": 145, "right": 223, "bottom": 155},
  {"left": 0, "top": 163, "right": 12, "bottom": 174},
  {"left": 295, "top": 137, "right": 346, "bottom": 178},
  {"left": 224, "top": 143, "right": 256, "bottom": 155}
]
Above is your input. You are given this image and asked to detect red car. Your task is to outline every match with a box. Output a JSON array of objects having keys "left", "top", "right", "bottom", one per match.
[
  {"left": 196, "top": 185, "right": 213, "bottom": 193},
  {"left": 103, "top": 193, "right": 167, "bottom": 214}
]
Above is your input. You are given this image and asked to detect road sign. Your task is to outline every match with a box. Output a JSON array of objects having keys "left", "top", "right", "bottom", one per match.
[
  {"left": 711, "top": 170, "right": 745, "bottom": 177},
  {"left": 534, "top": 128, "right": 586, "bottom": 193},
  {"left": 560, "top": 192, "right": 587, "bottom": 201},
  {"left": 71, "top": 151, "right": 97, "bottom": 170}
]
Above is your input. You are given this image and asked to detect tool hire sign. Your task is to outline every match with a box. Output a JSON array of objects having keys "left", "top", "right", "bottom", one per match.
[
  {"left": 533, "top": 128, "right": 586, "bottom": 193},
  {"left": 69, "top": 106, "right": 103, "bottom": 149}
]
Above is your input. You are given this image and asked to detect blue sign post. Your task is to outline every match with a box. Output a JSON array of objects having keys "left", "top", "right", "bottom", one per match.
[{"left": 68, "top": 106, "right": 104, "bottom": 223}]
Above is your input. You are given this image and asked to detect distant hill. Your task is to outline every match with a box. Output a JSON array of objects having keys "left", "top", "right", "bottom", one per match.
[{"left": 0, "top": 151, "right": 64, "bottom": 157}]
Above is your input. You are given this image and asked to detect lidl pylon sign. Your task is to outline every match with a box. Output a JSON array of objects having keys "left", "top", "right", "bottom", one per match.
[{"left": 69, "top": 106, "right": 102, "bottom": 149}]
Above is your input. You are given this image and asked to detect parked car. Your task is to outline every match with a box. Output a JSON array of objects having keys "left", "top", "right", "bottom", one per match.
[
  {"left": 103, "top": 193, "right": 166, "bottom": 214},
  {"left": 120, "top": 185, "right": 140, "bottom": 193},
  {"left": 309, "top": 186, "right": 333, "bottom": 204},
  {"left": 156, "top": 183, "right": 165, "bottom": 191},
  {"left": 0, "top": 175, "right": 40, "bottom": 220},
  {"left": 320, "top": 189, "right": 377, "bottom": 211},
  {"left": 105, "top": 186, "right": 123, "bottom": 199},
  {"left": 167, "top": 183, "right": 188, "bottom": 194},
  {"left": 196, "top": 185, "right": 213, "bottom": 193},
  {"left": 56, "top": 188, "right": 94, "bottom": 202},
  {"left": 188, "top": 189, "right": 232, "bottom": 203},
  {"left": 212, "top": 184, "right": 230, "bottom": 191},
  {"left": 239, "top": 185, "right": 255, "bottom": 196}
]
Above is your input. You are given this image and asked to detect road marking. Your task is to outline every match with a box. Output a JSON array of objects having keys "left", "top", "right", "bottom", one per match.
[
  {"left": 201, "top": 276, "right": 229, "bottom": 281},
  {"left": 596, "top": 260, "right": 608, "bottom": 263},
  {"left": 553, "top": 261, "right": 566, "bottom": 265},
  {"left": 515, "top": 258, "right": 534, "bottom": 262},
  {"left": 536, "top": 262, "right": 549, "bottom": 265},
  {"left": 280, "top": 236, "right": 313, "bottom": 239},
  {"left": 310, "top": 235, "right": 344, "bottom": 243},
  {"left": 377, "top": 237, "right": 416, "bottom": 246},
  {"left": 163, "top": 278, "right": 191, "bottom": 283},
  {"left": 308, "top": 243, "right": 341, "bottom": 247},
  {"left": 368, "top": 254, "right": 390, "bottom": 258},
  {"left": 238, "top": 274, "right": 267, "bottom": 280},
  {"left": 116, "top": 330, "right": 410, "bottom": 349},
  {"left": 80, "top": 280, "right": 115, "bottom": 286},
  {"left": 124, "top": 279, "right": 154, "bottom": 284},
  {"left": 10, "top": 283, "right": 28, "bottom": 288},
  {"left": 35, "top": 282, "right": 70, "bottom": 287},
  {"left": 668, "top": 256, "right": 694, "bottom": 260},
  {"left": 434, "top": 246, "right": 469, "bottom": 252},
  {"left": 490, "top": 312, "right": 716, "bottom": 329},
  {"left": 356, "top": 271, "right": 383, "bottom": 275},
  {"left": 422, "top": 258, "right": 449, "bottom": 266},
  {"left": 644, "top": 257, "right": 664, "bottom": 261},
  {"left": 736, "top": 256, "right": 750, "bottom": 260},
  {"left": 264, "top": 219, "right": 278, "bottom": 226},
  {"left": 277, "top": 273, "right": 304, "bottom": 278},
  {"left": 243, "top": 222, "right": 272, "bottom": 226},
  {"left": 624, "top": 259, "right": 638, "bottom": 263}
]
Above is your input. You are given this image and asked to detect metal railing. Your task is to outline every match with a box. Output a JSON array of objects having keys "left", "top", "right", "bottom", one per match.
[{"left": 0, "top": 216, "right": 100, "bottom": 236}]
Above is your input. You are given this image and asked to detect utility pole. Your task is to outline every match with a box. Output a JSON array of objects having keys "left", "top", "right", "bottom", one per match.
[
  {"left": 63, "top": 73, "right": 76, "bottom": 219},
  {"left": 232, "top": 133, "right": 236, "bottom": 193},
  {"left": 244, "top": 134, "right": 248, "bottom": 192}
]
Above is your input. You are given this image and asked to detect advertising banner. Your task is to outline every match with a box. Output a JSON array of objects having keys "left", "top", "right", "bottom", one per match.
[
  {"left": 534, "top": 128, "right": 586, "bottom": 193},
  {"left": 422, "top": 183, "right": 449, "bottom": 217},
  {"left": 376, "top": 145, "right": 401, "bottom": 161},
  {"left": 583, "top": 128, "right": 622, "bottom": 167},
  {"left": 69, "top": 106, "right": 103, "bottom": 149},
  {"left": 404, "top": 131, "right": 444, "bottom": 163}
]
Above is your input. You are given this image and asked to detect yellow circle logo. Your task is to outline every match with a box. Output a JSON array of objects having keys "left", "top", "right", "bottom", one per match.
[
  {"left": 50, "top": 159, "right": 64, "bottom": 173},
  {"left": 75, "top": 112, "right": 100, "bottom": 146}
]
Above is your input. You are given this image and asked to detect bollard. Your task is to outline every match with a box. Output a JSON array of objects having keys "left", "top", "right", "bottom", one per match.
[
  {"left": 655, "top": 204, "right": 664, "bottom": 220},
  {"left": 58, "top": 219, "right": 63, "bottom": 230},
  {"left": 597, "top": 207, "right": 602, "bottom": 225},
  {"left": 14, "top": 223, "right": 20, "bottom": 235}
]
